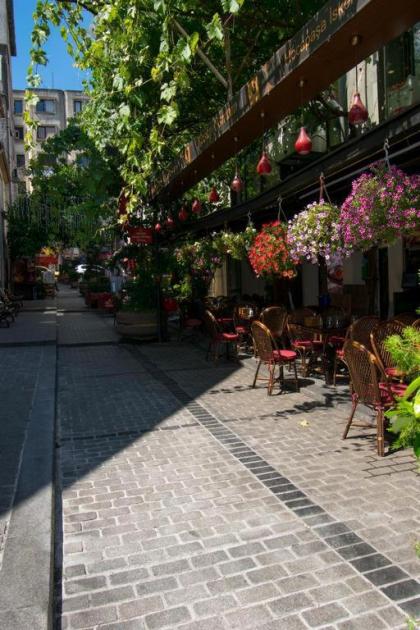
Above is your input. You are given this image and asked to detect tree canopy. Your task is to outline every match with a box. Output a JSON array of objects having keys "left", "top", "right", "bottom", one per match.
[{"left": 28, "top": 0, "right": 325, "bottom": 212}]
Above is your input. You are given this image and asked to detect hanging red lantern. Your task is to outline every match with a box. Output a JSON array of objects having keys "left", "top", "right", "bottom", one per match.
[
  {"left": 348, "top": 92, "right": 368, "bottom": 126},
  {"left": 256, "top": 152, "right": 272, "bottom": 175},
  {"left": 294, "top": 126, "right": 312, "bottom": 155},
  {"left": 231, "top": 173, "right": 243, "bottom": 193},
  {"left": 192, "top": 198, "right": 202, "bottom": 214},
  {"left": 154, "top": 222, "right": 162, "bottom": 233},
  {"left": 208, "top": 186, "right": 219, "bottom": 203},
  {"left": 166, "top": 216, "right": 174, "bottom": 229},
  {"left": 178, "top": 206, "right": 188, "bottom": 222}
]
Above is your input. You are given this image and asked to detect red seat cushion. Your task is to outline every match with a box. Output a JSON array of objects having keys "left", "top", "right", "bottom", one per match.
[
  {"left": 217, "top": 332, "right": 239, "bottom": 342},
  {"left": 235, "top": 326, "right": 249, "bottom": 334},
  {"left": 379, "top": 382, "right": 407, "bottom": 405},
  {"left": 292, "top": 339, "right": 312, "bottom": 349},
  {"left": 336, "top": 348, "right": 345, "bottom": 359},
  {"left": 385, "top": 367, "right": 403, "bottom": 379},
  {"left": 185, "top": 318, "right": 201, "bottom": 328},
  {"left": 272, "top": 349, "right": 297, "bottom": 362},
  {"left": 217, "top": 317, "right": 233, "bottom": 324}
]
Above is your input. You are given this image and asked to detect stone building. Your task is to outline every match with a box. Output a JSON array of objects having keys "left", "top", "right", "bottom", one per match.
[
  {"left": 13, "top": 88, "right": 89, "bottom": 191},
  {"left": 0, "top": 0, "right": 17, "bottom": 287}
]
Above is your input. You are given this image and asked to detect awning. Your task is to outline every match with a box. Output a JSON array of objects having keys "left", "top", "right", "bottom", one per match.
[{"left": 154, "top": 0, "right": 420, "bottom": 201}]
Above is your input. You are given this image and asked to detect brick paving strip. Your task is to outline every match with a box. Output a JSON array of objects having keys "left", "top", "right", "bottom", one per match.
[
  {"left": 132, "top": 348, "right": 420, "bottom": 621},
  {"left": 59, "top": 332, "right": 419, "bottom": 630}
]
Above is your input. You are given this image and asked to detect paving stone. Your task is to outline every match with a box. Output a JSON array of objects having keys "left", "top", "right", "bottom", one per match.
[
  {"left": 337, "top": 612, "right": 387, "bottom": 629},
  {"left": 224, "top": 603, "right": 273, "bottom": 628},
  {"left": 145, "top": 605, "right": 191, "bottom": 629},
  {"left": 269, "top": 592, "right": 313, "bottom": 617},
  {"left": 302, "top": 602, "right": 349, "bottom": 626},
  {"left": 193, "top": 595, "right": 238, "bottom": 616},
  {"left": 68, "top": 605, "right": 118, "bottom": 628},
  {"left": 119, "top": 595, "right": 164, "bottom": 620}
]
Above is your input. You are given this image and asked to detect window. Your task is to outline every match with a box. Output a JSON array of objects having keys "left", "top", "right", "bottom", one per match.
[
  {"left": 16, "top": 154, "right": 25, "bottom": 168},
  {"left": 73, "top": 100, "right": 83, "bottom": 114},
  {"left": 15, "top": 126, "right": 24, "bottom": 141},
  {"left": 14, "top": 99, "right": 23, "bottom": 115},
  {"left": 35, "top": 99, "right": 56, "bottom": 114},
  {"left": 36, "top": 126, "right": 56, "bottom": 141}
]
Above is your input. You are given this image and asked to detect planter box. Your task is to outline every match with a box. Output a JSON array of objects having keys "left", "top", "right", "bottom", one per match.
[{"left": 115, "top": 310, "right": 158, "bottom": 339}]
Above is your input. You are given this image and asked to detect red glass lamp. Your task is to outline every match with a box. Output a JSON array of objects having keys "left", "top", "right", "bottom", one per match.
[
  {"left": 348, "top": 92, "right": 368, "bottom": 125},
  {"left": 256, "top": 152, "right": 272, "bottom": 175},
  {"left": 208, "top": 187, "right": 219, "bottom": 203},
  {"left": 295, "top": 126, "right": 312, "bottom": 155}
]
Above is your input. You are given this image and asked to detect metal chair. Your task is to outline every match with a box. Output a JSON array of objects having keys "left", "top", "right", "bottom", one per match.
[
  {"left": 251, "top": 321, "right": 299, "bottom": 395},
  {"left": 370, "top": 320, "right": 405, "bottom": 379},
  {"left": 343, "top": 340, "right": 406, "bottom": 456},
  {"left": 233, "top": 304, "right": 256, "bottom": 351},
  {"left": 203, "top": 309, "right": 239, "bottom": 364}
]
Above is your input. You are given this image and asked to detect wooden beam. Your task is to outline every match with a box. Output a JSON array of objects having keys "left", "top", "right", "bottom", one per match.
[{"left": 154, "top": 0, "right": 420, "bottom": 200}]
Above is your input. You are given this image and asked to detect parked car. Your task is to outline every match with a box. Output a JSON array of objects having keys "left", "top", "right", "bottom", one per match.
[{"left": 75, "top": 264, "right": 105, "bottom": 276}]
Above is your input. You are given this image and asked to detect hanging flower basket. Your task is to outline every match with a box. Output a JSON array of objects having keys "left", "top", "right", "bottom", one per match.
[
  {"left": 248, "top": 221, "right": 296, "bottom": 279},
  {"left": 287, "top": 200, "right": 344, "bottom": 264},
  {"left": 212, "top": 226, "right": 257, "bottom": 261},
  {"left": 340, "top": 164, "right": 420, "bottom": 253}
]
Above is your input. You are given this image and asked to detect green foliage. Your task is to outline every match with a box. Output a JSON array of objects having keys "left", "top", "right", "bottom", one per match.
[
  {"left": 122, "top": 277, "right": 157, "bottom": 312},
  {"left": 385, "top": 376, "right": 420, "bottom": 461},
  {"left": 384, "top": 327, "right": 420, "bottom": 379},
  {"left": 28, "top": 0, "right": 325, "bottom": 209}
]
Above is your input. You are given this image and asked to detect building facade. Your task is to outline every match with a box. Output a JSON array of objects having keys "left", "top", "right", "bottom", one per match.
[
  {"left": 13, "top": 88, "right": 89, "bottom": 191},
  {"left": 0, "top": 0, "right": 17, "bottom": 287}
]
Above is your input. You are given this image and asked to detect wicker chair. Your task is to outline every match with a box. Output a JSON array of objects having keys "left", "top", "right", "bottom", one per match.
[
  {"left": 332, "top": 316, "right": 379, "bottom": 386},
  {"left": 413, "top": 318, "right": 420, "bottom": 330},
  {"left": 370, "top": 320, "right": 405, "bottom": 379},
  {"left": 251, "top": 321, "right": 299, "bottom": 395},
  {"left": 343, "top": 340, "right": 406, "bottom": 456},
  {"left": 260, "top": 306, "right": 288, "bottom": 345},
  {"left": 390, "top": 312, "right": 417, "bottom": 326},
  {"left": 203, "top": 309, "right": 239, "bottom": 364},
  {"left": 286, "top": 307, "right": 323, "bottom": 377}
]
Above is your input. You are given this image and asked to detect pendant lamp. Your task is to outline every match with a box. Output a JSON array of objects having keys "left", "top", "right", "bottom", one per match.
[
  {"left": 192, "top": 199, "right": 202, "bottom": 214},
  {"left": 154, "top": 222, "right": 162, "bottom": 233},
  {"left": 208, "top": 187, "right": 219, "bottom": 203},
  {"left": 178, "top": 206, "right": 188, "bottom": 222},
  {"left": 348, "top": 92, "right": 368, "bottom": 125},
  {"left": 295, "top": 126, "right": 312, "bottom": 155},
  {"left": 256, "top": 152, "right": 272, "bottom": 175},
  {"left": 231, "top": 172, "right": 243, "bottom": 192}
]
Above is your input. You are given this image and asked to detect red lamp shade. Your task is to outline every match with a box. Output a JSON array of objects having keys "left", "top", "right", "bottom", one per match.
[
  {"left": 348, "top": 92, "right": 368, "bottom": 125},
  {"left": 154, "top": 222, "right": 162, "bottom": 233},
  {"left": 192, "top": 199, "right": 202, "bottom": 214},
  {"left": 294, "top": 126, "right": 312, "bottom": 155},
  {"left": 165, "top": 216, "right": 174, "bottom": 229},
  {"left": 231, "top": 173, "right": 243, "bottom": 192},
  {"left": 178, "top": 206, "right": 188, "bottom": 222},
  {"left": 256, "top": 152, "right": 272, "bottom": 175},
  {"left": 208, "top": 186, "right": 220, "bottom": 203}
]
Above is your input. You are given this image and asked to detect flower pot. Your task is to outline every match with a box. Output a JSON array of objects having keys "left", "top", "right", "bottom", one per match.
[{"left": 115, "top": 310, "right": 158, "bottom": 339}]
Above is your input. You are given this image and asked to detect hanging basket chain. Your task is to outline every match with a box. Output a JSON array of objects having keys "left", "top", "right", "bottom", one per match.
[
  {"left": 383, "top": 138, "right": 391, "bottom": 172},
  {"left": 277, "top": 195, "right": 288, "bottom": 223},
  {"left": 319, "top": 172, "right": 332, "bottom": 204}
]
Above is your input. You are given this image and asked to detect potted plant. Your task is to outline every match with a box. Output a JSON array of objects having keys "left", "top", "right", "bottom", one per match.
[{"left": 115, "top": 274, "right": 159, "bottom": 339}]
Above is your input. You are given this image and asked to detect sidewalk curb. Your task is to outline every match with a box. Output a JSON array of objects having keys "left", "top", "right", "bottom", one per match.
[{"left": 0, "top": 345, "right": 56, "bottom": 630}]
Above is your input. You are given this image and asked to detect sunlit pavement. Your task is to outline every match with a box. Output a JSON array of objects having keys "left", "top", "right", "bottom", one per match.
[{"left": 0, "top": 286, "right": 419, "bottom": 629}]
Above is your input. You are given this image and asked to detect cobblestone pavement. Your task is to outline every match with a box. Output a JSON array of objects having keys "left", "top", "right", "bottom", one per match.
[{"left": 58, "top": 308, "right": 420, "bottom": 629}]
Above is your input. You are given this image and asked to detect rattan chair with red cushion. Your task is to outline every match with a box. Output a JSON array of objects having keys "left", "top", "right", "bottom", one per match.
[
  {"left": 251, "top": 321, "right": 299, "bottom": 395},
  {"left": 286, "top": 308, "right": 323, "bottom": 377},
  {"left": 332, "top": 315, "right": 379, "bottom": 386},
  {"left": 343, "top": 340, "right": 406, "bottom": 456},
  {"left": 261, "top": 306, "right": 288, "bottom": 345},
  {"left": 389, "top": 312, "right": 417, "bottom": 326},
  {"left": 370, "top": 320, "right": 405, "bottom": 380},
  {"left": 203, "top": 309, "right": 239, "bottom": 364}
]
